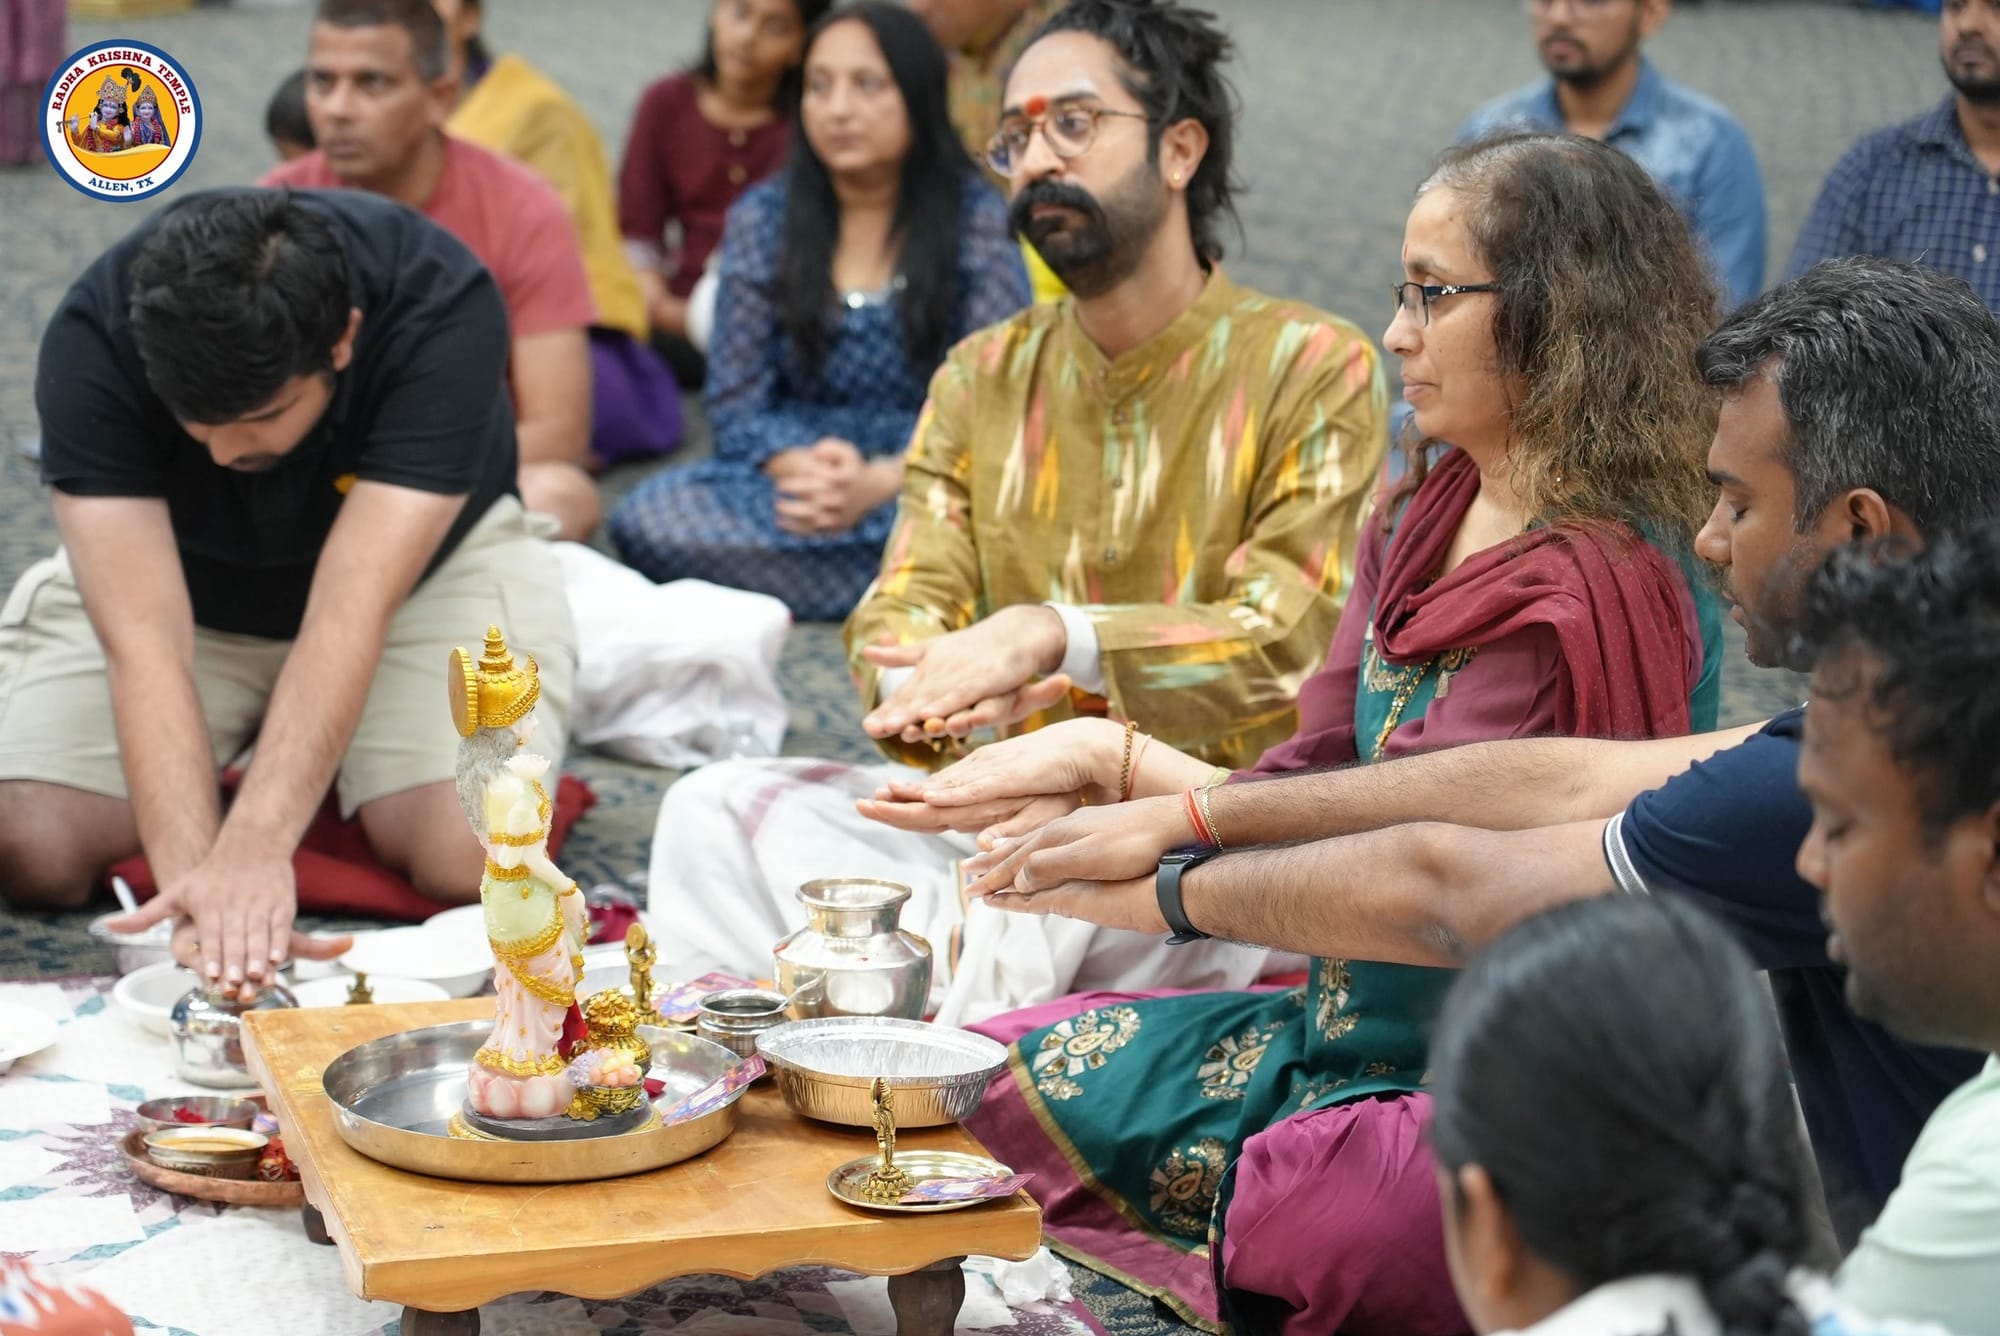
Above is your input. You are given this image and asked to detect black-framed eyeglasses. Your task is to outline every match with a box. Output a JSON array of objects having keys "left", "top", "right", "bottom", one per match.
[
  {"left": 985, "top": 98, "right": 1148, "bottom": 177},
  {"left": 1391, "top": 281, "right": 1500, "bottom": 326}
]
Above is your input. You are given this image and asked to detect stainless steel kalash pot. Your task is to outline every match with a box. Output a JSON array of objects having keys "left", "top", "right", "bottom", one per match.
[
  {"left": 170, "top": 980, "right": 299, "bottom": 1087},
  {"left": 772, "top": 878, "right": 931, "bottom": 1021}
]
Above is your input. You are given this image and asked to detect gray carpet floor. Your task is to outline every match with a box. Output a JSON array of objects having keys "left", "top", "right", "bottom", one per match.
[{"left": 0, "top": 0, "right": 1928, "bottom": 1326}]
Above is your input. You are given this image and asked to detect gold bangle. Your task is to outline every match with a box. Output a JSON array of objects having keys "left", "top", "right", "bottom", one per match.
[
  {"left": 1195, "top": 783, "right": 1224, "bottom": 850},
  {"left": 1116, "top": 719, "right": 1139, "bottom": 802}
]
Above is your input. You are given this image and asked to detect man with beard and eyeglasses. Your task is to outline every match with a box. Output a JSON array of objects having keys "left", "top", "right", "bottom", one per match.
[
  {"left": 1462, "top": 0, "right": 1766, "bottom": 309},
  {"left": 949, "top": 258, "right": 2000, "bottom": 1250},
  {"left": 1789, "top": 0, "right": 2000, "bottom": 313},
  {"left": 643, "top": 0, "right": 1388, "bottom": 1025},
  {"left": 1794, "top": 527, "right": 2000, "bottom": 1333}
]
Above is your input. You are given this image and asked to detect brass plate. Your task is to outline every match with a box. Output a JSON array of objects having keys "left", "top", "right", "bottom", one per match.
[{"left": 826, "top": 1148, "right": 1017, "bottom": 1214}]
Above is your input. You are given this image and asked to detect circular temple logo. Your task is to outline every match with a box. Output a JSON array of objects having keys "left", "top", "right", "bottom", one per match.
[{"left": 41, "top": 41, "right": 201, "bottom": 202}]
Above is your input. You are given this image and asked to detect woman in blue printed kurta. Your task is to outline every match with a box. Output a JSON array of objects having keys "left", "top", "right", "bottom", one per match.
[{"left": 608, "top": 5, "right": 1029, "bottom": 620}]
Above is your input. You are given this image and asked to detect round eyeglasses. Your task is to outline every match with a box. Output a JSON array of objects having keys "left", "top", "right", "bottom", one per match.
[
  {"left": 985, "top": 97, "right": 1148, "bottom": 177},
  {"left": 1391, "top": 280, "right": 1500, "bottom": 326}
]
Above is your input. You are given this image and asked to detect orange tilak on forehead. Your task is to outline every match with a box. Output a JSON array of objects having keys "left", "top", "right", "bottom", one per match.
[{"left": 1023, "top": 95, "right": 1048, "bottom": 118}]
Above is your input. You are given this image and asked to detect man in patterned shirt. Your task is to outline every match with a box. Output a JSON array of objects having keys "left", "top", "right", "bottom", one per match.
[
  {"left": 1787, "top": 0, "right": 2000, "bottom": 311},
  {"left": 1461, "top": 0, "right": 1766, "bottom": 310},
  {"left": 646, "top": 0, "right": 1388, "bottom": 1024}
]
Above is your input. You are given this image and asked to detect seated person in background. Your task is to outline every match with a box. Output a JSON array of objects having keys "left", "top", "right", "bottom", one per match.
[
  {"left": 432, "top": 0, "right": 683, "bottom": 468},
  {"left": 1432, "top": 896, "right": 1936, "bottom": 1336},
  {"left": 1795, "top": 529, "right": 2000, "bottom": 1334},
  {"left": 643, "top": 0, "right": 1380, "bottom": 1024},
  {"left": 0, "top": 190, "right": 573, "bottom": 996},
  {"left": 1461, "top": 0, "right": 1765, "bottom": 310},
  {"left": 608, "top": 3, "right": 1029, "bottom": 619},
  {"left": 618, "top": 0, "right": 830, "bottom": 386},
  {"left": 909, "top": 0, "right": 1070, "bottom": 302},
  {"left": 265, "top": 0, "right": 601, "bottom": 542},
  {"left": 943, "top": 257, "right": 1998, "bottom": 1251},
  {"left": 1786, "top": 0, "right": 2000, "bottom": 313},
  {"left": 948, "top": 132, "right": 1722, "bottom": 1336},
  {"left": 265, "top": 67, "right": 314, "bottom": 162}
]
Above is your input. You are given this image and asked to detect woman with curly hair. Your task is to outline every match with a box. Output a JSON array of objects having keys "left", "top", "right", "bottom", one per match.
[{"left": 860, "top": 131, "right": 1727, "bottom": 1333}]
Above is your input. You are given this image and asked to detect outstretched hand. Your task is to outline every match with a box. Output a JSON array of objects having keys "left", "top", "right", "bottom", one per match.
[
  {"left": 982, "top": 872, "right": 1168, "bottom": 936},
  {"left": 962, "top": 793, "right": 1192, "bottom": 900},
  {"left": 105, "top": 848, "right": 349, "bottom": 1000},
  {"left": 854, "top": 717, "right": 1126, "bottom": 840},
  {"left": 860, "top": 606, "right": 1072, "bottom": 743}
]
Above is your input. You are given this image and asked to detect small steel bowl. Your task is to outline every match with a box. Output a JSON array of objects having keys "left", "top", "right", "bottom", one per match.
[
  {"left": 695, "top": 988, "right": 789, "bottom": 1061},
  {"left": 143, "top": 1126, "right": 267, "bottom": 1180},
  {"left": 134, "top": 1096, "right": 260, "bottom": 1135},
  {"left": 757, "top": 1016, "right": 1007, "bottom": 1128},
  {"left": 88, "top": 912, "right": 175, "bottom": 976}
]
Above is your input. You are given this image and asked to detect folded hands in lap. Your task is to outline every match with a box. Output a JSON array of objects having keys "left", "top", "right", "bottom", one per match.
[{"left": 766, "top": 438, "right": 899, "bottom": 537}]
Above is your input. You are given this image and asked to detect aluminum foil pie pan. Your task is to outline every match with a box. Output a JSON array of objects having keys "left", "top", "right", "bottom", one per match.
[{"left": 756, "top": 1016, "right": 1007, "bottom": 1127}]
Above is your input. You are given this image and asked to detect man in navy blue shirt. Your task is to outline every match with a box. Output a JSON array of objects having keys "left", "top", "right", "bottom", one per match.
[
  {"left": 1461, "top": 0, "right": 1767, "bottom": 308},
  {"left": 941, "top": 258, "right": 2000, "bottom": 1241},
  {"left": 1789, "top": 0, "right": 2000, "bottom": 311}
]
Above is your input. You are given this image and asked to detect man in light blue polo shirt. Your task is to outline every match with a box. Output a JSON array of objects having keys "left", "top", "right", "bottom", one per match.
[{"left": 1462, "top": 0, "right": 1767, "bottom": 309}]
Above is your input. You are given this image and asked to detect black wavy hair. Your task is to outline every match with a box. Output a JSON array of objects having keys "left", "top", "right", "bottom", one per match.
[
  {"left": 1025, "top": 0, "right": 1242, "bottom": 264},
  {"left": 774, "top": 2, "right": 971, "bottom": 374},
  {"left": 693, "top": 0, "right": 834, "bottom": 113},
  {"left": 1697, "top": 256, "right": 2000, "bottom": 540},
  {"left": 128, "top": 191, "right": 353, "bottom": 424},
  {"left": 1797, "top": 525, "right": 2000, "bottom": 836},
  {"left": 1431, "top": 896, "right": 1818, "bottom": 1336}
]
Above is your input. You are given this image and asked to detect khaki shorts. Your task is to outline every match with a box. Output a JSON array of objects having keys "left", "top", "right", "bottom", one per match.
[{"left": 0, "top": 496, "right": 575, "bottom": 816}]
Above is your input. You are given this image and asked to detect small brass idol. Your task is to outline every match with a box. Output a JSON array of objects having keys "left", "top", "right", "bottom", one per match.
[
  {"left": 344, "top": 971, "right": 374, "bottom": 1006},
  {"left": 625, "top": 923, "right": 662, "bottom": 1024},
  {"left": 860, "top": 1077, "right": 914, "bottom": 1203}
]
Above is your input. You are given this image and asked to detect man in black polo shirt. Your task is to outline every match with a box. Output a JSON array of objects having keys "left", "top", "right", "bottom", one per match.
[
  {"left": 0, "top": 188, "right": 574, "bottom": 996},
  {"left": 939, "top": 257, "right": 2000, "bottom": 1241}
]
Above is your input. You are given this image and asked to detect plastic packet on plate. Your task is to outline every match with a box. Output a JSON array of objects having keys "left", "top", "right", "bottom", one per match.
[
  {"left": 654, "top": 972, "right": 758, "bottom": 1023},
  {"left": 659, "top": 1055, "right": 766, "bottom": 1124},
  {"left": 900, "top": 1173, "right": 1032, "bottom": 1204}
]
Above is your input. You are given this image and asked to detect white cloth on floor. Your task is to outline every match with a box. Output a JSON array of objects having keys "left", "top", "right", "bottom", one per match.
[
  {"left": 556, "top": 542, "right": 790, "bottom": 767},
  {"left": 646, "top": 757, "right": 1275, "bottom": 1025}
]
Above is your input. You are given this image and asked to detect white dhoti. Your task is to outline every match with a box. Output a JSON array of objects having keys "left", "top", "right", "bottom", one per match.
[{"left": 647, "top": 757, "right": 1278, "bottom": 1027}]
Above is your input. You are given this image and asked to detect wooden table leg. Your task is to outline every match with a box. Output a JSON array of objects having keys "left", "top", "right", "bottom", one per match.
[
  {"left": 886, "top": 1257, "right": 967, "bottom": 1336},
  {"left": 399, "top": 1307, "right": 479, "bottom": 1336},
  {"left": 301, "top": 1202, "right": 332, "bottom": 1246}
]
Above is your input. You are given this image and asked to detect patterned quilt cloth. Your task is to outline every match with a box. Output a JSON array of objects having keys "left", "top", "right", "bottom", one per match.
[{"left": 0, "top": 978, "right": 1096, "bottom": 1336}]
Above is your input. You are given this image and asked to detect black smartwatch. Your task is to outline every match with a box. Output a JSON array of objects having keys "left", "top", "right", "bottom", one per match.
[{"left": 1156, "top": 849, "right": 1217, "bottom": 945}]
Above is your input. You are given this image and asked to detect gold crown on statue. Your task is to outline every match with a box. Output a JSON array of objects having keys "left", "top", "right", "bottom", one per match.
[
  {"left": 96, "top": 77, "right": 124, "bottom": 101},
  {"left": 447, "top": 626, "right": 541, "bottom": 738}
]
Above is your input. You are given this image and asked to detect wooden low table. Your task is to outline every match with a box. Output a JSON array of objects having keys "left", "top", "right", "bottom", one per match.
[{"left": 243, "top": 1000, "right": 1042, "bottom": 1335}]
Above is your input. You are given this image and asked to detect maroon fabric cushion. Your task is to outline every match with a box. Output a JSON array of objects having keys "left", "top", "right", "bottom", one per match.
[{"left": 111, "top": 773, "right": 597, "bottom": 921}]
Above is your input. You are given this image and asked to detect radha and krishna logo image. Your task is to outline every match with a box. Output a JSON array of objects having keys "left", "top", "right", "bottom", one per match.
[{"left": 41, "top": 40, "right": 202, "bottom": 202}]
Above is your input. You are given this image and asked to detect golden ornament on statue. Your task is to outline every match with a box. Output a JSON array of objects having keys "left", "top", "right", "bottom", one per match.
[{"left": 448, "top": 626, "right": 542, "bottom": 739}]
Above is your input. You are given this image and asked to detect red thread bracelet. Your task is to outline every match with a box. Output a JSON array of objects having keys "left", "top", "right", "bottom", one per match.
[{"left": 1184, "top": 787, "right": 1217, "bottom": 847}]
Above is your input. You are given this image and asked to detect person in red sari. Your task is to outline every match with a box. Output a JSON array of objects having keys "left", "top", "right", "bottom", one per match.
[{"left": 858, "top": 132, "right": 1725, "bottom": 1334}]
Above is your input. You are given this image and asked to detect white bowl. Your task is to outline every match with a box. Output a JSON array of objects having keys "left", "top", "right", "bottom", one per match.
[
  {"left": 420, "top": 904, "right": 488, "bottom": 952},
  {"left": 340, "top": 927, "right": 491, "bottom": 998},
  {"left": 0, "top": 1002, "right": 60, "bottom": 1075},
  {"left": 291, "top": 975, "right": 452, "bottom": 1008},
  {"left": 112, "top": 961, "right": 202, "bottom": 1037}
]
